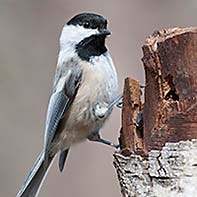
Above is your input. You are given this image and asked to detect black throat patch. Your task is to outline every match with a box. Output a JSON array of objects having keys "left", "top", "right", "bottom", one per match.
[{"left": 76, "top": 34, "right": 107, "bottom": 61}]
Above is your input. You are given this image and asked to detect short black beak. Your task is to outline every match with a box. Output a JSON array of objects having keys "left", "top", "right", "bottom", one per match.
[
  {"left": 77, "top": 28, "right": 111, "bottom": 48},
  {"left": 99, "top": 28, "right": 111, "bottom": 36}
]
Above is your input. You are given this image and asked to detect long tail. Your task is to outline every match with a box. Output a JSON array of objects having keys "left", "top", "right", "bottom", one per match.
[{"left": 17, "top": 151, "right": 54, "bottom": 197}]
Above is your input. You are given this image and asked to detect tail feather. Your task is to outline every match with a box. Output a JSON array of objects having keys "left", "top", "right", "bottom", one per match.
[
  {"left": 59, "top": 149, "right": 69, "bottom": 172},
  {"left": 17, "top": 152, "right": 54, "bottom": 197}
]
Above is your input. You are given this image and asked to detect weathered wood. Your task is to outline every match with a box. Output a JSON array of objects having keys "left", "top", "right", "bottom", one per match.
[
  {"left": 119, "top": 78, "right": 143, "bottom": 156},
  {"left": 114, "top": 140, "right": 197, "bottom": 197},
  {"left": 114, "top": 27, "right": 197, "bottom": 197},
  {"left": 142, "top": 27, "right": 197, "bottom": 151}
]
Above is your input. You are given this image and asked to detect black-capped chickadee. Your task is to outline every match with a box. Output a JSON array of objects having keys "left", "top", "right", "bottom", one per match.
[{"left": 17, "top": 13, "right": 120, "bottom": 197}]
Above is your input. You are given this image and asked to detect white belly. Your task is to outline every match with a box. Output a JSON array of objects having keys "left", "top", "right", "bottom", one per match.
[{"left": 60, "top": 52, "right": 118, "bottom": 149}]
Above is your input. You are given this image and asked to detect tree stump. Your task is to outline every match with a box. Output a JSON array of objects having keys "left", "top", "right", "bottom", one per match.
[{"left": 114, "top": 27, "right": 197, "bottom": 197}]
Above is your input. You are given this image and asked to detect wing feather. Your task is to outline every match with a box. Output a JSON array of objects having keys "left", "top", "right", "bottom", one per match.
[{"left": 43, "top": 66, "right": 82, "bottom": 156}]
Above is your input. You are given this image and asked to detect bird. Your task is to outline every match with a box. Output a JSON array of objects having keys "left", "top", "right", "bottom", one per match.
[{"left": 17, "top": 12, "right": 120, "bottom": 197}]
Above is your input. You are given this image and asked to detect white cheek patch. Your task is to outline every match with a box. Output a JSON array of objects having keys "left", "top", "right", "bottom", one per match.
[{"left": 60, "top": 24, "right": 99, "bottom": 49}]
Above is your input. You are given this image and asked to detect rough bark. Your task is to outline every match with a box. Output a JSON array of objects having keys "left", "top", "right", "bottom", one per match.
[
  {"left": 142, "top": 27, "right": 197, "bottom": 151},
  {"left": 114, "top": 140, "right": 197, "bottom": 197},
  {"left": 114, "top": 27, "right": 197, "bottom": 197},
  {"left": 119, "top": 78, "right": 143, "bottom": 156}
]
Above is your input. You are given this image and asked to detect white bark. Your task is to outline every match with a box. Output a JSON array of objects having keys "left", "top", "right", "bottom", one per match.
[{"left": 114, "top": 140, "right": 197, "bottom": 197}]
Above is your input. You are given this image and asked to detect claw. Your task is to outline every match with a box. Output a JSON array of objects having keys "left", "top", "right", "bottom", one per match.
[
  {"left": 116, "top": 97, "right": 123, "bottom": 108},
  {"left": 88, "top": 132, "right": 119, "bottom": 149},
  {"left": 140, "top": 84, "right": 145, "bottom": 88},
  {"left": 107, "top": 94, "right": 123, "bottom": 110},
  {"left": 136, "top": 110, "right": 143, "bottom": 130}
]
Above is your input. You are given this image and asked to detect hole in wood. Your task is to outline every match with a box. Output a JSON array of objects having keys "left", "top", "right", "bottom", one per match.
[{"left": 163, "top": 74, "right": 179, "bottom": 101}]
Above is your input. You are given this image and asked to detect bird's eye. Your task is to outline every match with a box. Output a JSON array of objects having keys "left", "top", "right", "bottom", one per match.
[{"left": 83, "top": 21, "right": 90, "bottom": 28}]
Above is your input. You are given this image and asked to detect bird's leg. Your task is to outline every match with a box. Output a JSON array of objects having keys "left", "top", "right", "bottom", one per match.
[
  {"left": 94, "top": 95, "right": 123, "bottom": 119},
  {"left": 114, "top": 84, "right": 145, "bottom": 109},
  {"left": 88, "top": 132, "right": 119, "bottom": 149},
  {"left": 116, "top": 95, "right": 123, "bottom": 108},
  {"left": 107, "top": 94, "right": 123, "bottom": 110}
]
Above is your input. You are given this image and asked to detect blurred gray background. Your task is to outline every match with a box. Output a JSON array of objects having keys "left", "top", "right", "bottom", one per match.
[{"left": 0, "top": 0, "right": 196, "bottom": 196}]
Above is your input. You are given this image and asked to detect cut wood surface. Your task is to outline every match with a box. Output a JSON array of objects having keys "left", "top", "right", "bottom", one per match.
[{"left": 114, "top": 27, "right": 197, "bottom": 197}]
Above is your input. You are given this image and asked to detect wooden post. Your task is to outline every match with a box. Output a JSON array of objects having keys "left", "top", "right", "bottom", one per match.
[
  {"left": 119, "top": 78, "right": 143, "bottom": 156},
  {"left": 114, "top": 27, "right": 197, "bottom": 197}
]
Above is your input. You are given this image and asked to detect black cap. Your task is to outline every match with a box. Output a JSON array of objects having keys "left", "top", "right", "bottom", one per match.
[{"left": 67, "top": 13, "right": 107, "bottom": 30}]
